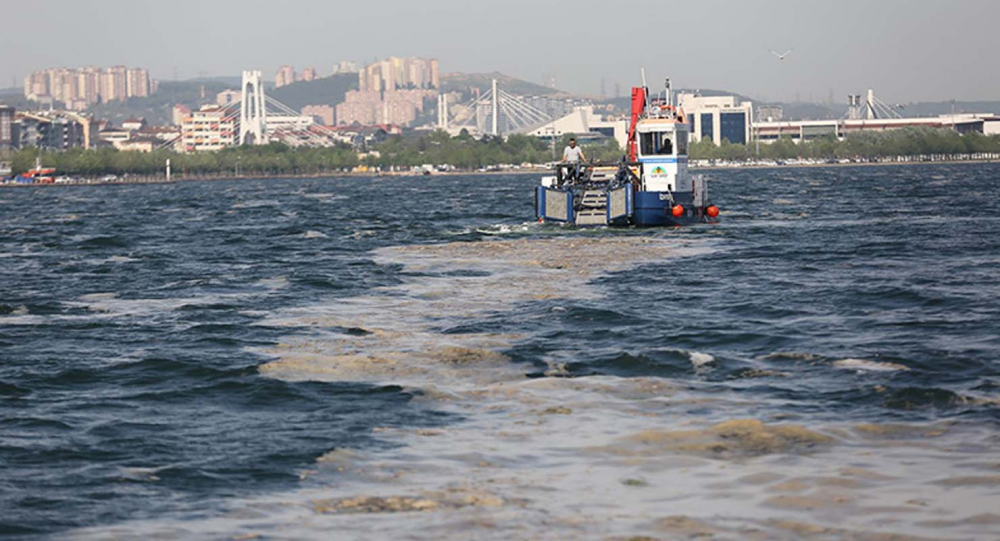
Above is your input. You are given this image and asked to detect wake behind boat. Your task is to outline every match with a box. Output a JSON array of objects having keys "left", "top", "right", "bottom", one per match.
[{"left": 536, "top": 76, "right": 720, "bottom": 227}]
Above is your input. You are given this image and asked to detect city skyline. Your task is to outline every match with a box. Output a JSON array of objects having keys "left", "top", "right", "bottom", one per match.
[{"left": 1, "top": 0, "right": 999, "bottom": 104}]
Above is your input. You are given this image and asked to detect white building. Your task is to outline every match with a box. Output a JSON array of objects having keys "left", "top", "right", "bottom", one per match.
[
  {"left": 182, "top": 106, "right": 236, "bottom": 152},
  {"left": 754, "top": 114, "right": 1000, "bottom": 143},
  {"left": 265, "top": 115, "right": 315, "bottom": 133},
  {"left": 527, "top": 105, "right": 629, "bottom": 148},
  {"left": 677, "top": 94, "right": 753, "bottom": 146}
]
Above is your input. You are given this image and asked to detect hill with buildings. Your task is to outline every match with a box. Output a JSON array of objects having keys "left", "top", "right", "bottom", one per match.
[
  {"left": 84, "top": 80, "right": 236, "bottom": 126},
  {"left": 0, "top": 88, "right": 34, "bottom": 111},
  {"left": 267, "top": 74, "right": 358, "bottom": 111},
  {"left": 442, "top": 72, "right": 565, "bottom": 97}
]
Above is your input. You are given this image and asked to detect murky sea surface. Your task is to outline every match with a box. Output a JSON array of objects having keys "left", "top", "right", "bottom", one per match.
[{"left": 1, "top": 165, "right": 999, "bottom": 540}]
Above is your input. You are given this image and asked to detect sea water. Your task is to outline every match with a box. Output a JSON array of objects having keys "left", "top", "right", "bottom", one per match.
[{"left": 1, "top": 164, "right": 998, "bottom": 539}]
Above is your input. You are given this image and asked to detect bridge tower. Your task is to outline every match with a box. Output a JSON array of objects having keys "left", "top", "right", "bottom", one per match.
[
  {"left": 491, "top": 78, "right": 499, "bottom": 136},
  {"left": 239, "top": 70, "right": 267, "bottom": 145}
]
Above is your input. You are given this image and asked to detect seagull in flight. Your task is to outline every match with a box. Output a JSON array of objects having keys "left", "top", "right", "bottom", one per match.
[{"left": 770, "top": 49, "right": 794, "bottom": 61}]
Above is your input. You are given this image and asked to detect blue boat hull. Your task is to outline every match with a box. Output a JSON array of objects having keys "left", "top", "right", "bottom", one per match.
[
  {"left": 535, "top": 185, "right": 716, "bottom": 227},
  {"left": 633, "top": 191, "right": 707, "bottom": 227}
]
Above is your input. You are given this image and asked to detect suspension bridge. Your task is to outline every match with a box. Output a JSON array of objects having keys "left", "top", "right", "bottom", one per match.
[
  {"left": 440, "top": 78, "right": 553, "bottom": 136},
  {"left": 845, "top": 89, "right": 904, "bottom": 121},
  {"left": 156, "top": 70, "right": 338, "bottom": 152},
  {"left": 159, "top": 72, "right": 555, "bottom": 152}
]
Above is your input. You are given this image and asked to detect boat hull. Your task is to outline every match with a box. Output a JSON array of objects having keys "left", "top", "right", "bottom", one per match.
[
  {"left": 632, "top": 191, "right": 710, "bottom": 227},
  {"left": 536, "top": 186, "right": 715, "bottom": 227}
]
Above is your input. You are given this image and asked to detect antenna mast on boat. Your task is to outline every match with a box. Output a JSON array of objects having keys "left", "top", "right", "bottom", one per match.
[{"left": 640, "top": 67, "right": 649, "bottom": 111}]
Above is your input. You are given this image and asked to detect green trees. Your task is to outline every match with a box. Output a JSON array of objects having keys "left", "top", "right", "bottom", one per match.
[
  {"left": 7, "top": 128, "right": 998, "bottom": 178},
  {"left": 363, "top": 130, "right": 558, "bottom": 168},
  {"left": 689, "top": 128, "right": 1000, "bottom": 162}
]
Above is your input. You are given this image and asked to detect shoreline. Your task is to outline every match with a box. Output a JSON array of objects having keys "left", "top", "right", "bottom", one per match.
[{"left": 2, "top": 158, "right": 999, "bottom": 188}]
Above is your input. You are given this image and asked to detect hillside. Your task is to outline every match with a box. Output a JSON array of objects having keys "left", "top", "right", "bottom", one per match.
[
  {"left": 267, "top": 74, "right": 358, "bottom": 111},
  {"left": 85, "top": 80, "right": 237, "bottom": 126},
  {"left": 0, "top": 88, "right": 33, "bottom": 110},
  {"left": 898, "top": 100, "right": 1000, "bottom": 117},
  {"left": 442, "top": 72, "right": 565, "bottom": 97}
]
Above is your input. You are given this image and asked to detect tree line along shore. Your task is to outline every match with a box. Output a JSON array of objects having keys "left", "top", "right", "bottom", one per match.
[{"left": 3, "top": 127, "right": 999, "bottom": 179}]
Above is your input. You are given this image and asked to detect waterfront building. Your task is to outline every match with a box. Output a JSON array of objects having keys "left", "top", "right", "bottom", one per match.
[
  {"left": 100, "top": 126, "right": 179, "bottom": 151},
  {"left": 754, "top": 114, "right": 1000, "bottom": 143},
  {"left": 677, "top": 94, "right": 754, "bottom": 146},
  {"left": 181, "top": 106, "right": 236, "bottom": 152},
  {"left": 98, "top": 128, "right": 134, "bottom": 148},
  {"left": 275, "top": 66, "right": 296, "bottom": 88},
  {"left": 15, "top": 112, "right": 87, "bottom": 150},
  {"left": 302, "top": 105, "right": 335, "bottom": 126},
  {"left": 0, "top": 105, "right": 15, "bottom": 149},
  {"left": 117, "top": 136, "right": 160, "bottom": 152}
]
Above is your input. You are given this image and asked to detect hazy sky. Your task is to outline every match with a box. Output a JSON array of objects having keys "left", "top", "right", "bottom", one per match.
[{"left": 2, "top": 0, "right": 998, "bottom": 103}]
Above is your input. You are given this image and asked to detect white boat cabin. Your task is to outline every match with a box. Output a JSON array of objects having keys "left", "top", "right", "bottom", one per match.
[{"left": 636, "top": 118, "right": 691, "bottom": 193}]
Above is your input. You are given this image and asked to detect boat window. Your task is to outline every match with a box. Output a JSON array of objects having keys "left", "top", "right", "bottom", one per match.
[
  {"left": 657, "top": 135, "right": 673, "bottom": 155},
  {"left": 640, "top": 133, "right": 655, "bottom": 156},
  {"left": 676, "top": 134, "right": 688, "bottom": 156}
]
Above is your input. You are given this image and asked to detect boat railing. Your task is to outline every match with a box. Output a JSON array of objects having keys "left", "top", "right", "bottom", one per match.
[{"left": 551, "top": 160, "right": 647, "bottom": 189}]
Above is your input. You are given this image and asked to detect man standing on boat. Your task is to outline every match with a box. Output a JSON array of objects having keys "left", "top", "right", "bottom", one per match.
[{"left": 562, "top": 138, "right": 587, "bottom": 181}]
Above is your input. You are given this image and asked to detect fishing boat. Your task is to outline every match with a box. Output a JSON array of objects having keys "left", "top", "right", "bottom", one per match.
[
  {"left": 535, "top": 76, "right": 719, "bottom": 227},
  {"left": 16, "top": 157, "right": 57, "bottom": 184}
]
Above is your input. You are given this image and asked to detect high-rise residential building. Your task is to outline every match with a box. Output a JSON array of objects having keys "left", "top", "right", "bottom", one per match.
[
  {"left": 100, "top": 66, "right": 129, "bottom": 103},
  {"left": 336, "top": 88, "right": 433, "bottom": 127},
  {"left": 275, "top": 66, "right": 296, "bottom": 88},
  {"left": 336, "top": 91, "right": 381, "bottom": 125},
  {"left": 78, "top": 67, "right": 102, "bottom": 105},
  {"left": 358, "top": 56, "right": 440, "bottom": 92},
  {"left": 332, "top": 61, "right": 358, "bottom": 75},
  {"left": 301, "top": 67, "right": 317, "bottom": 82},
  {"left": 23, "top": 65, "right": 155, "bottom": 109},
  {"left": 126, "top": 68, "right": 151, "bottom": 98},
  {"left": 301, "top": 105, "right": 334, "bottom": 126},
  {"left": 343, "top": 57, "right": 441, "bottom": 127},
  {"left": 430, "top": 59, "right": 440, "bottom": 90},
  {"left": 24, "top": 72, "right": 49, "bottom": 100},
  {"left": 0, "top": 106, "right": 15, "bottom": 149}
]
